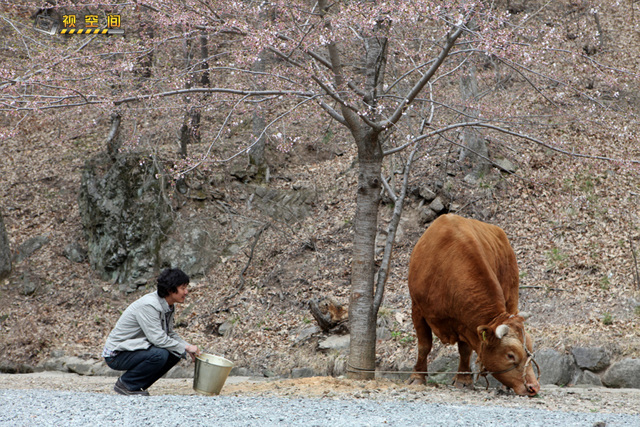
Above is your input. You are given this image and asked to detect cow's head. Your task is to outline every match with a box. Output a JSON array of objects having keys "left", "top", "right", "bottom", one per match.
[{"left": 477, "top": 315, "right": 540, "bottom": 397}]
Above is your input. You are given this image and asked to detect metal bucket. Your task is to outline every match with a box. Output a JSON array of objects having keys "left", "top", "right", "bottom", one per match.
[{"left": 193, "top": 353, "right": 234, "bottom": 395}]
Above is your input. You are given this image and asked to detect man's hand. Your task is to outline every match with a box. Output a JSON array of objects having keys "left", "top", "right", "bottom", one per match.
[{"left": 185, "top": 344, "right": 201, "bottom": 362}]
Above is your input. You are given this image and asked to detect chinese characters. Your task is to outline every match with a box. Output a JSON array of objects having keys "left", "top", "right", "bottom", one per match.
[{"left": 59, "top": 12, "right": 123, "bottom": 35}]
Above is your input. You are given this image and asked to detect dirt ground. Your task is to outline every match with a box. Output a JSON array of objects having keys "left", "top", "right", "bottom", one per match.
[
  {"left": 1, "top": 371, "right": 639, "bottom": 416},
  {"left": 0, "top": 0, "right": 639, "bottom": 396}
]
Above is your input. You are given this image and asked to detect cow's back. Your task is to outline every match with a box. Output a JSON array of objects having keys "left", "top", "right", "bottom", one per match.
[{"left": 408, "top": 214, "right": 519, "bottom": 345}]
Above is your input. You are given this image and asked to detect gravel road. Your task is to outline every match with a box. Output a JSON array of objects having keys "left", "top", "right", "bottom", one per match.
[
  {"left": 1, "top": 373, "right": 639, "bottom": 426},
  {"left": 2, "top": 388, "right": 639, "bottom": 426}
]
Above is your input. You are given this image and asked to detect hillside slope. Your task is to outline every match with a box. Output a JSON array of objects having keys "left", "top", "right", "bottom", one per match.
[
  {"left": 1, "top": 1, "right": 639, "bottom": 375},
  {"left": 1, "top": 109, "right": 639, "bottom": 375}
]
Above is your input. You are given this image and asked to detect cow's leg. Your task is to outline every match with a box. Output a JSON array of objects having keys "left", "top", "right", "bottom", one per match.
[
  {"left": 407, "top": 306, "right": 432, "bottom": 385},
  {"left": 453, "top": 341, "right": 474, "bottom": 389}
]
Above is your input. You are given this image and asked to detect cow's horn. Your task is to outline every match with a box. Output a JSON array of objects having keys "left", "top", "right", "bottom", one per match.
[{"left": 495, "top": 324, "right": 510, "bottom": 339}]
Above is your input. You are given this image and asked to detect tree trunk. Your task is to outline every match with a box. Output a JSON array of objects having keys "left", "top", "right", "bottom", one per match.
[
  {"left": 458, "top": 57, "right": 489, "bottom": 178},
  {"left": 249, "top": 52, "right": 268, "bottom": 178},
  {"left": 199, "top": 28, "right": 210, "bottom": 88},
  {"left": 348, "top": 130, "right": 383, "bottom": 379},
  {"left": 188, "top": 29, "right": 209, "bottom": 146},
  {"left": 179, "top": 28, "right": 205, "bottom": 157},
  {"left": 0, "top": 209, "right": 11, "bottom": 281},
  {"left": 345, "top": 32, "right": 388, "bottom": 380},
  {"left": 106, "top": 111, "right": 122, "bottom": 159},
  {"left": 133, "top": 18, "right": 154, "bottom": 84},
  {"left": 179, "top": 31, "right": 194, "bottom": 158},
  {"left": 248, "top": 7, "right": 272, "bottom": 180}
]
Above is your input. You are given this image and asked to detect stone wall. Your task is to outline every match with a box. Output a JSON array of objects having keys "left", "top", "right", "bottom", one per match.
[
  {"left": 534, "top": 347, "right": 640, "bottom": 389},
  {"left": 5, "top": 346, "right": 639, "bottom": 391}
]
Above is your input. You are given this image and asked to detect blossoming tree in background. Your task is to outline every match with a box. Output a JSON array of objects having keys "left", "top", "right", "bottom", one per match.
[{"left": 1, "top": 0, "right": 637, "bottom": 378}]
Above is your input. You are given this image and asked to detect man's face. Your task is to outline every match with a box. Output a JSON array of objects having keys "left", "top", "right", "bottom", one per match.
[{"left": 171, "top": 283, "right": 189, "bottom": 304}]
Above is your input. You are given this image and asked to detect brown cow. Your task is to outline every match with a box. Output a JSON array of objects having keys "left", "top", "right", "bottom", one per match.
[{"left": 407, "top": 214, "right": 540, "bottom": 396}]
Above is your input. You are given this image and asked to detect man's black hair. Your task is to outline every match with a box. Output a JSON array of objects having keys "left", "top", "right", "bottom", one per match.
[{"left": 157, "top": 268, "right": 190, "bottom": 298}]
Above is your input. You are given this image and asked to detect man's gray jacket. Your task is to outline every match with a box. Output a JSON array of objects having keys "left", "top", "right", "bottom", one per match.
[{"left": 103, "top": 291, "right": 189, "bottom": 358}]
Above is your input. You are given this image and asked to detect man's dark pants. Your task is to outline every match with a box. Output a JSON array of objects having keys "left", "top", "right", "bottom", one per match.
[{"left": 105, "top": 346, "right": 180, "bottom": 391}]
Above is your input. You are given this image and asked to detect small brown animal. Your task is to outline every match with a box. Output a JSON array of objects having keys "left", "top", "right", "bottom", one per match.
[{"left": 407, "top": 214, "right": 540, "bottom": 396}]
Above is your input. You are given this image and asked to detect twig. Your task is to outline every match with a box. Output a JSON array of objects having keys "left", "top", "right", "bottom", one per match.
[
  {"left": 626, "top": 210, "right": 640, "bottom": 290},
  {"left": 454, "top": 197, "right": 484, "bottom": 214},
  {"left": 374, "top": 140, "right": 421, "bottom": 313},
  {"left": 237, "top": 222, "right": 270, "bottom": 291},
  {"left": 213, "top": 222, "right": 270, "bottom": 312},
  {"left": 519, "top": 286, "right": 566, "bottom": 292},
  {"left": 384, "top": 121, "right": 640, "bottom": 166}
]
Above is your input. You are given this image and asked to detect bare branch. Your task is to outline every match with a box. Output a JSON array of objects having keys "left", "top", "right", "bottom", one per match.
[
  {"left": 113, "top": 87, "right": 314, "bottom": 106},
  {"left": 383, "top": 121, "right": 640, "bottom": 166},
  {"left": 626, "top": 207, "right": 640, "bottom": 290},
  {"left": 180, "top": 95, "right": 322, "bottom": 174},
  {"left": 374, "top": 141, "right": 420, "bottom": 313},
  {"left": 381, "top": 24, "right": 466, "bottom": 130}
]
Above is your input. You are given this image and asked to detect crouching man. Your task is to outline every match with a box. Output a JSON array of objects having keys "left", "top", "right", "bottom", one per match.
[{"left": 102, "top": 268, "right": 201, "bottom": 395}]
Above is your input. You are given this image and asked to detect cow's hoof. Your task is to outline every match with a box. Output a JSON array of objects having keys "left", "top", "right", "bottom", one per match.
[
  {"left": 495, "top": 386, "right": 514, "bottom": 396},
  {"left": 406, "top": 376, "right": 426, "bottom": 386},
  {"left": 452, "top": 374, "right": 475, "bottom": 390},
  {"left": 452, "top": 380, "right": 475, "bottom": 390}
]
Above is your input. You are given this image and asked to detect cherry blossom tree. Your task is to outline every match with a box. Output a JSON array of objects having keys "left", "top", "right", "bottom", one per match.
[{"left": 1, "top": 0, "right": 637, "bottom": 378}]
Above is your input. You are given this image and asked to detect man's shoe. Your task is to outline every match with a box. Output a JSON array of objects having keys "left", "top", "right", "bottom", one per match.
[{"left": 114, "top": 378, "right": 150, "bottom": 396}]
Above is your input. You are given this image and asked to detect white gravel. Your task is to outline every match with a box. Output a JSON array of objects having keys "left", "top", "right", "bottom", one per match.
[
  {"left": 1, "top": 372, "right": 639, "bottom": 426},
  {"left": 1, "top": 388, "right": 639, "bottom": 426}
]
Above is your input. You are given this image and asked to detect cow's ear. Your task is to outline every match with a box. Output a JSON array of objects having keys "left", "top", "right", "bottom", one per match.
[{"left": 477, "top": 325, "right": 491, "bottom": 342}]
